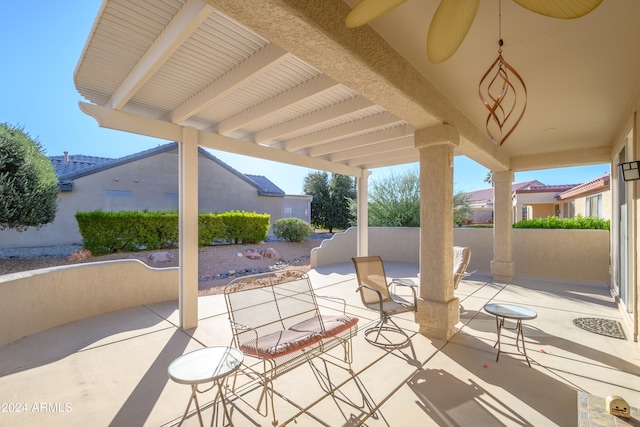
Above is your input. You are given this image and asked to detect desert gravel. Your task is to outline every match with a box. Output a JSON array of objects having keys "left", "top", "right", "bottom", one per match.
[{"left": 0, "top": 236, "right": 330, "bottom": 295}]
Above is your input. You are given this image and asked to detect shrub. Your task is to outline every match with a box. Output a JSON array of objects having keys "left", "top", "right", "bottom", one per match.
[
  {"left": 513, "top": 215, "right": 610, "bottom": 230},
  {"left": 0, "top": 123, "right": 58, "bottom": 230},
  {"left": 273, "top": 218, "right": 312, "bottom": 242}
]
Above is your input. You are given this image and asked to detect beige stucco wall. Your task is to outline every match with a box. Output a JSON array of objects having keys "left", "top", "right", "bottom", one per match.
[
  {"left": 511, "top": 229, "right": 609, "bottom": 280},
  {"left": 312, "top": 227, "right": 610, "bottom": 282},
  {"left": 310, "top": 227, "right": 420, "bottom": 267},
  {"left": 0, "top": 150, "right": 284, "bottom": 249},
  {"left": 0, "top": 260, "right": 178, "bottom": 347},
  {"left": 531, "top": 203, "right": 556, "bottom": 218}
]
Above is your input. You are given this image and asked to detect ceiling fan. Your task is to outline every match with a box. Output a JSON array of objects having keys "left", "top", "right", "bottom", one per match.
[{"left": 345, "top": 0, "right": 603, "bottom": 63}]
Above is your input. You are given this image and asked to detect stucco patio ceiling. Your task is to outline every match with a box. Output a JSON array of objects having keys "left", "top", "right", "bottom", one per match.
[{"left": 75, "top": 0, "right": 640, "bottom": 177}]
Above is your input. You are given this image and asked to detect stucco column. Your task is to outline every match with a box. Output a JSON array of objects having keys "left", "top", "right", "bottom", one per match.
[
  {"left": 357, "top": 169, "right": 371, "bottom": 257},
  {"left": 179, "top": 127, "right": 199, "bottom": 329},
  {"left": 491, "top": 170, "right": 516, "bottom": 282},
  {"left": 415, "top": 125, "right": 459, "bottom": 340}
]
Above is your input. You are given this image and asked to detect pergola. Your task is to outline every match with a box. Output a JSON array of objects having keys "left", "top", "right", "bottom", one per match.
[{"left": 75, "top": 0, "right": 640, "bottom": 340}]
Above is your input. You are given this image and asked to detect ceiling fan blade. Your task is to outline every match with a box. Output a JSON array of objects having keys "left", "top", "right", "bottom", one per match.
[
  {"left": 345, "top": 0, "right": 408, "bottom": 28},
  {"left": 427, "top": 0, "right": 480, "bottom": 63},
  {"left": 512, "top": 0, "right": 602, "bottom": 19}
]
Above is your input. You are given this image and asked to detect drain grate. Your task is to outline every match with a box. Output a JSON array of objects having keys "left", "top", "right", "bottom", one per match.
[{"left": 573, "top": 318, "right": 626, "bottom": 340}]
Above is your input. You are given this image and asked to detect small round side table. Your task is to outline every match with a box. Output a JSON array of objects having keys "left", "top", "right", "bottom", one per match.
[
  {"left": 168, "top": 346, "right": 243, "bottom": 426},
  {"left": 483, "top": 303, "right": 537, "bottom": 367}
]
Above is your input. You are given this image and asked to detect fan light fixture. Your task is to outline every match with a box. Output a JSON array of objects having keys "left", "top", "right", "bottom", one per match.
[
  {"left": 478, "top": 0, "right": 526, "bottom": 146},
  {"left": 345, "top": 0, "right": 602, "bottom": 63}
]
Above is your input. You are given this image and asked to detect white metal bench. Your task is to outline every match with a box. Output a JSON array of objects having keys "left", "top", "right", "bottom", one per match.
[{"left": 224, "top": 270, "right": 358, "bottom": 426}]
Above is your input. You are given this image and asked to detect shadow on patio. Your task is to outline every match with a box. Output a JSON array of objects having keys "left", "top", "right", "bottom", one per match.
[{"left": 0, "top": 263, "right": 638, "bottom": 426}]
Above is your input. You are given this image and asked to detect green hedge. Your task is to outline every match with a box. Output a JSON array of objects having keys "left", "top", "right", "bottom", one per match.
[
  {"left": 76, "top": 210, "right": 270, "bottom": 255},
  {"left": 217, "top": 211, "right": 270, "bottom": 244},
  {"left": 513, "top": 215, "right": 610, "bottom": 230},
  {"left": 198, "top": 213, "right": 226, "bottom": 246}
]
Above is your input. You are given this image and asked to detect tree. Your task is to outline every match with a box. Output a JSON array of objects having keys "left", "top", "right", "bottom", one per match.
[
  {"left": 303, "top": 171, "right": 355, "bottom": 232},
  {"left": 453, "top": 191, "right": 472, "bottom": 227},
  {"left": 303, "top": 171, "right": 329, "bottom": 228},
  {"left": 484, "top": 170, "right": 492, "bottom": 185},
  {"left": 368, "top": 169, "right": 420, "bottom": 227},
  {"left": 357, "top": 169, "right": 471, "bottom": 227},
  {"left": 327, "top": 173, "right": 356, "bottom": 232},
  {"left": 0, "top": 123, "right": 58, "bottom": 230}
]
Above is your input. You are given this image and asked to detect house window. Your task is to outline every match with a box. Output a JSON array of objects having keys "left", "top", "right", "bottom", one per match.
[
  {"left": 586, "top": 194, "right": 602, "bottom": 218},
  {"left": 105, "top": 190, "right": 131, "bottom": 198},
  {"left": 522, "top": 206, "right": 529, "bottom": 220},
  {"left": 568, "top": 200, "right": 575, "bottom": 218}
]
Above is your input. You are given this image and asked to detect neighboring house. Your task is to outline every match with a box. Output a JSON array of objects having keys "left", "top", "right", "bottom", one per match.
[
  {"left": 244, "top": 174, "right": 312, "bottom": 223},
  {"left": 512, "top": 183, "right": 578, "bottom": 222},
  {"left": 466, "top": 174, "right": 611, "bottom": 224},
  {"left": 0, "top": 142, "right": 301, "bottom": 249},
  {"left": 557, "top": 174, "right": 611, "bottom": 220},
  {"left": 466, "top": 180, "right": 544, "bottom": 224},
  {"left": 282, "top": 194, "right": 313, "bottom": 223}
]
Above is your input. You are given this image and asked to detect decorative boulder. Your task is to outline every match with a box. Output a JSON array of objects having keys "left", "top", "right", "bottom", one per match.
[
  {"left": 243, "top": 249, "right": 262, "bottom": 259},
  {"left": 148, "top": 251, "right": 173, "bottom": 262},
  {"left": 68, "top": 248, "right": 92, "bottom": 262},
  {"left": 262, "top": 248, "right": 281, "bottom": 260}
]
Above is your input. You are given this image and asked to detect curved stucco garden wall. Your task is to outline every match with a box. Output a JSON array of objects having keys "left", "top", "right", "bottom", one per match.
[
  {"left": 311, "top": 227, "right": 609, "bottom": 283},
  {"left": 0, "top": 260, "right": 178, "bottom": 347},
  {"left": 310, "top": 227, "right": 420, "bottom": 267}
]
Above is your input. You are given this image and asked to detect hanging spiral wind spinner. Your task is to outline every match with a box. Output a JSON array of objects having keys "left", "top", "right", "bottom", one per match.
[{"left": 478, "top": 38, "right": 527, "bottom": 146}]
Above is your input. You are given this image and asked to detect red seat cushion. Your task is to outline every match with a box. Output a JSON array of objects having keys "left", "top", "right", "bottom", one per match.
[
  {"left": 240, "top": 330, "right": 323, "bottom": 360},
  {"left": 289, "top": 315, "right": 359, "bottom": 338}
]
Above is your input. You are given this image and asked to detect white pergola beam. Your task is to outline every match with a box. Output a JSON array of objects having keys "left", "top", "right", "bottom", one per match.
[
  {"left": 218, "top": 74, "right": 337, "bottom": 135},
  {"left": 197, "top": 131, "right": 360, "bottom": 176},
  {"left": 285, "top": 111, "right": 401, "bottom": 151},
  {"left": 309, "top": 124, "right": 414, "bottom": 157},
  {"left": 79, "top": 102, "right": 362, "bottom": 177},
  {"left": 255, "top": 96, "right": 374, "bottom": 144},
  {"left": 107, "top": 0, "right": 214, "bottom": 110},
  {"left": 170, "top": 44, "right": 291, "bottom": 124}
]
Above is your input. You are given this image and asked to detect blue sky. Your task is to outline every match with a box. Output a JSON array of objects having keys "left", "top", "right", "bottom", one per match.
[{"left": 1, "top": 2, "right": 609, "bottom": 195}]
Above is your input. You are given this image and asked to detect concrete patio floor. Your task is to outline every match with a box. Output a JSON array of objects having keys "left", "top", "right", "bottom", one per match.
[{"left": 1, "top": 262, "right": 639, "bottom": 426}]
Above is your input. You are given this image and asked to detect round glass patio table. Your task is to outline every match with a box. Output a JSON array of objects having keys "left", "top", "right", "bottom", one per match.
[
  {"left": 168, "top": 346, "right": 243, "bottom": 426},
  {"left": 483, "top": 303, "right": 537, "bottom": 367}
]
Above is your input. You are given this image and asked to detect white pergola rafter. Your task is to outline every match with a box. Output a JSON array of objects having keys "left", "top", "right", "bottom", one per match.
[
  {"left": 284, "top": 111, "right": 402, "bottom": 152},
  {"left": 330, "top": 135, "right": 414, "bottom": 162},
  {"left": 217, "top": 73, "right": 338, "bottom": 135},
  {"left": 350, "top": 150, "right": 419, "bottom": 168},
  {"left": 309, "top": 124, "right": 414, "bottom": 157},
  {"left": 107, "top": 0, "right": 214, "bottom": 110},
  {"left": 255, "top": 95, "right": 374, "bottom": 144},
  {"left": 169, "top": 43, "right": 292, "bottom": 124}
]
